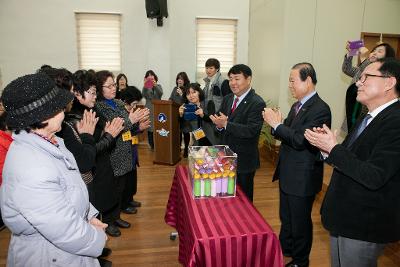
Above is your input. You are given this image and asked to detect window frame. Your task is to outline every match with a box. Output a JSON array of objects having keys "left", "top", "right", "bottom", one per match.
[
  {"left": 195, "top": 17, "right": 238, "bottom": 84},
  {"left": 75, "top": 12, "right": 122, "bottom": 72}
]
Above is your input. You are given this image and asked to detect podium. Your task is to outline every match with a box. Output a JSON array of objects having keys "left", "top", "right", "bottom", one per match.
[{"left": 152, "top": 100, "right": 181, "bottom": 165}]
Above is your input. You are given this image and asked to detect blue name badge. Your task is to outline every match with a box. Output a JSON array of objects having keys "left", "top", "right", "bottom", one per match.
[{"left": 183, "top": 103, "right": 198, "bottom": 121}]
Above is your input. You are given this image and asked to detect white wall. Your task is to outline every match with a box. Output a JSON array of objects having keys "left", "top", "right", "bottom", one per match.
[
  {"left": 248, "top": 0, "right": 285, "bottom": 106},
  {"left": 0, "top": 0, "right": 250, "bottom": 98},
  {"left": 249, "top": 0, "right": 400, "bottom": 138}
]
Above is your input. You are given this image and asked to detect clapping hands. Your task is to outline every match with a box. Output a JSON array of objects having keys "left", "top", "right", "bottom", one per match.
[
  {"left": 104, "top": 117, "right": 124, "bottom": 138},
  {"left": 210, "top": 112, "right": 228, "bottom": 128},
  {"left": 129, "top": 107, "right": 150, "bottom": 124},
  {"left": 262, "top": 107, "right": 282, "bottom": 129},
  {"left": 76, "top": 109, "right": 99, "bottom": 135},
  {"left": 304, "top": 124, "right": 338, "bottom": 154}
]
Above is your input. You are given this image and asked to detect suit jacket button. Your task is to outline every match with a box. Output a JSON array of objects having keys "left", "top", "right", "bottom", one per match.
[{"left": 52, "top": 259, "right": 57, "bottom": 262}]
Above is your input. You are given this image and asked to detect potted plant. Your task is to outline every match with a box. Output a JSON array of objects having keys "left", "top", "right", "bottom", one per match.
[{"left": 258, "top": 100, "right": 279, "bottom": 165}]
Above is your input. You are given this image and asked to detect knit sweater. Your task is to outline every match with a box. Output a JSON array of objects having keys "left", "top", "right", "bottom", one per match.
[{"left": 95, "top": 99, "right": 139, "bottom": 177}]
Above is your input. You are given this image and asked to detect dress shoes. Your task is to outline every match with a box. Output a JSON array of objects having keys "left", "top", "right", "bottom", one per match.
[
  {"left": 129, "top": 199, "right": 142, "bottom": 208},
  {"left": 105, "top": 225, "right": 121, "bottom": 237},
  {"left": 121, "top": 206, "right": 138, "bottom": 214},
  {"left": 100, "top": 247, "right": 112, "bottom": 257},
  {"left": 98, "top": 258, "right": 112, "bottom": 267},
  {"left": 285, "top": 260, "right": 309, "bottom": 267},
  {"left": 115, "top": 218, "right": 131, "bottom": 228}
]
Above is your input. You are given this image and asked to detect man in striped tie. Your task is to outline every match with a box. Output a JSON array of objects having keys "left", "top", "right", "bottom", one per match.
[
  {"left": 305, "top": 58, "right": 400, "bottom": 267},
  {"left": 263, "top": 62, "right": 331, "bottom": 267},
  {"left": 210, "top": 64, "right": 266, "bottom": 202}
]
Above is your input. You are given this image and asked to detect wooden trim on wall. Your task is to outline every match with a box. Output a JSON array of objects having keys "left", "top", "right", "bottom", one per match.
[
  {"left": 360, "top": 32, "right": 400, "bottom": 60},
  {"left": 361, "top": 32, "right": 400, "bottom": 39}
]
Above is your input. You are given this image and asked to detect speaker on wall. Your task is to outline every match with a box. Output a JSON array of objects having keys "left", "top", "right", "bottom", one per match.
[
  {"left": 145, "top": 0, "right": 168, "bottom": 26},
  {"left": 145, "top": 0, "right": 168, "bottom": 18}
]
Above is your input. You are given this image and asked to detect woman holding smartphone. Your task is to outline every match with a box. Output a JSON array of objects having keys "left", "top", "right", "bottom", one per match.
[
  {"left": 170, "top": 72, "right": 190, "bottom": 157},
  {"left": 341, "top": 42, "right": 395, "bottom": 132},
  {"left": 142, "top": 70, "right": 163, "bottom": 151},
  {"left": 178, "top": 83, "right": 212, "bottom": 147}
]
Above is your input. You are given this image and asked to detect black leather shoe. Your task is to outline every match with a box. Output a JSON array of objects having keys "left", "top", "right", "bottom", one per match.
[
  {"left": 105, "top": 225, "right": 121, "bottom": 237},
  {"left": 285, "top": 260, "right": 309, "bottom": 267},
  {"left": 115, "top": 218, "right": 131, "bottom": 228},
  {"left": 129, "top": 199, "right": 142, "bottom": 208},
  {"left": 100, "top": 247, "right": 112, "bottom": 257},
  {"left": 282, "top": 251, "right": 292, "bottom": 257},
  {"left": 98, "top": 258, "right": 112, "bottom": 267},
  {"left": 121, "top": 206, "right": 138, "bottom": 214}
]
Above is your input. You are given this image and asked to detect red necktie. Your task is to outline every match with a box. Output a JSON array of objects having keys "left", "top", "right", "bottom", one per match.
[{"left": 231, "top": 97, "right": 239, "bottom": 114}]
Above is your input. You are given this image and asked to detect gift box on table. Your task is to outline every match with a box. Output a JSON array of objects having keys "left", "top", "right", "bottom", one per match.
[{"left": 188, "top": 145, "right": 237, "bottom": 199}]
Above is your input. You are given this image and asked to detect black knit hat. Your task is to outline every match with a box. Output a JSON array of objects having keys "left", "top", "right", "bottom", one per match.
[{"left": 2, "top": 73, "right": 74, "bottom": 130}]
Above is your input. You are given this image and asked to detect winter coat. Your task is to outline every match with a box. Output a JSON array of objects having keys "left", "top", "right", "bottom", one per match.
[
  {"left": 95, "top": 99, "right": 139, "bottom": 177},
  {"left": 169, "top": 86, "right": 185, "bottom": 105},
  {"left": 142, "top": 84, "right": 163, "bottom": 132},
  {"left": 0, "top": 130, "right": 12, "bottom": 185},
  {"left": 202, "top": 72, "right": 230, "bottom": 145},
  {"left": 0, "top": 131, "right": 106, "bottom": 267},
  {"left": 59, "top": 104, "right": 118, "bottom": 212}
]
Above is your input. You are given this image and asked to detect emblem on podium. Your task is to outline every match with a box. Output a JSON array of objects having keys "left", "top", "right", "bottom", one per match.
[{"left": 158, "top": 113, "right": 167, "bottom": 123}]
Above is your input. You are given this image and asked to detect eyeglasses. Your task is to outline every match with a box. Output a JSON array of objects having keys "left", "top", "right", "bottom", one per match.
[
  {"left": 358, "top": 74, "right": 390, "bottom": 84},
  {"left": 103, "top": 83, "right": 116, "bottom": 89},
  {"left": 85, "top": 89, "right": 97, "bottom": 96}
]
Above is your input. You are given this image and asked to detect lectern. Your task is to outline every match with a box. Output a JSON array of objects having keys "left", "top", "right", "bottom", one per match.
[{"left": 152, "top": 100, "right": 181, "bottom": 165}]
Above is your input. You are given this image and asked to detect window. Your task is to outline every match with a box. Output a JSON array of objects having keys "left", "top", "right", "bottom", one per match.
[
  {"left": 196, "top": 18, "right": 237, "bottom": 84},
  {"left": 75, "top": 13, "right": 121, "bottom": 72}
]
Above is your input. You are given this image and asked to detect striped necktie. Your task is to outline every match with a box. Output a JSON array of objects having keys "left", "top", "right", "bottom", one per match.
[
  {"left": 294, "top": 101, "right": 302, "bottom": 115},
  {"left": 231, "top": 97, "right": 239, "bottom": 114}
]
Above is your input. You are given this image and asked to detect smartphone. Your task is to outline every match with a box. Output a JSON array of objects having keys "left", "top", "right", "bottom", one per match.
[
  {"left": 183, "top": 103, "right": 198, "bottom": 121},
  {"left": 348, "top": 40, "right": 364, "bottom": 50},
  {"left": 348, "top": 40, "right": 364, "bottom": 56},
  {"left": 144, "top": 78, "right": 154, "bottom": 89}
]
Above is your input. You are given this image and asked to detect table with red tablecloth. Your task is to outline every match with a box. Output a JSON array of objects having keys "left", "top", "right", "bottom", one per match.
[{"left": 165, "top": 166, "right": 283, "bottom": 267}]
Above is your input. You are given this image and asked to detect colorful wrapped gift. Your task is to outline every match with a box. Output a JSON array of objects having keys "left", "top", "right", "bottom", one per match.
[{"left": 188, "top": 145, "right": 237, "bottom": 199}]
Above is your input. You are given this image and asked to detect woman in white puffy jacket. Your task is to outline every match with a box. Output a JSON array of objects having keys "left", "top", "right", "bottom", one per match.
[{"left": 0, "top": 73, "right": 107, "bottom": 267}]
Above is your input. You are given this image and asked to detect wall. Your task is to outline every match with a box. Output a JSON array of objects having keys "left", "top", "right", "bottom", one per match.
[
  {"left": 248, "top": 0, "right": 285, "bottom": 106},
  {"left": 0, "top": 0, "right": 250, "bottom": 98},
  {"left": 249, "top": 0, "right": 400, "bottom": 137}
]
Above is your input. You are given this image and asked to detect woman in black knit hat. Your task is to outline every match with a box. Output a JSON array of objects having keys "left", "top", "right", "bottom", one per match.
[{"left": 0, "top": 73, "right": 107, "bottom": 266}]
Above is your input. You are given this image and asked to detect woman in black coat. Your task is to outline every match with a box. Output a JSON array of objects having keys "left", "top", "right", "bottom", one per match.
[
  {"left": 94, "top": 71, "right": 150, "bottom": 229},
  {"left": 59, "top": 70, "right": 125, "bottom": 238}
]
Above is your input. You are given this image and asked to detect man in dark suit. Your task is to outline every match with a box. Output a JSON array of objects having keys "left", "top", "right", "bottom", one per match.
[
  {"left": 263, "top": 63, "right": 331, "bottom": 267},
  {"left": 305, "top": 58, "right": 400, "bottom": 267},
  {"left": 210, "top": 64, "right": 266, "bottom": 202}
]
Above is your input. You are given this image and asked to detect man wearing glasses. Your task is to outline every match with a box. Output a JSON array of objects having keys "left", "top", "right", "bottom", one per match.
[{"left": 304, "top": 58, "right": 400, "bottom": 267}]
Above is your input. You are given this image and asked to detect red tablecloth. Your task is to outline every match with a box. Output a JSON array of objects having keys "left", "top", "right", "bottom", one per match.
[{"left": 165, "top": 166, "right": 283, "bottom": 267}]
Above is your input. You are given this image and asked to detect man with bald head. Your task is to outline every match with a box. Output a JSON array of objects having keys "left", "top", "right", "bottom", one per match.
[
  {"left": 263, "top": 62, "right": 331, "bottom": 267},
  {"left": 305, "top": 58, "right": 400, "bottom": 267}
]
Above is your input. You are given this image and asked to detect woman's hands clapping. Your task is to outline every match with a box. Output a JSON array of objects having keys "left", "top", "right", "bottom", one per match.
[
  {"left": 76, "top": 109, "right": 99, "bottom": 135},
  {"left": 129, "top": 107, "right": 150, "bottom": 124},
  {"left": 104, "top": 117, "right": 124, "bottom": 138}
]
